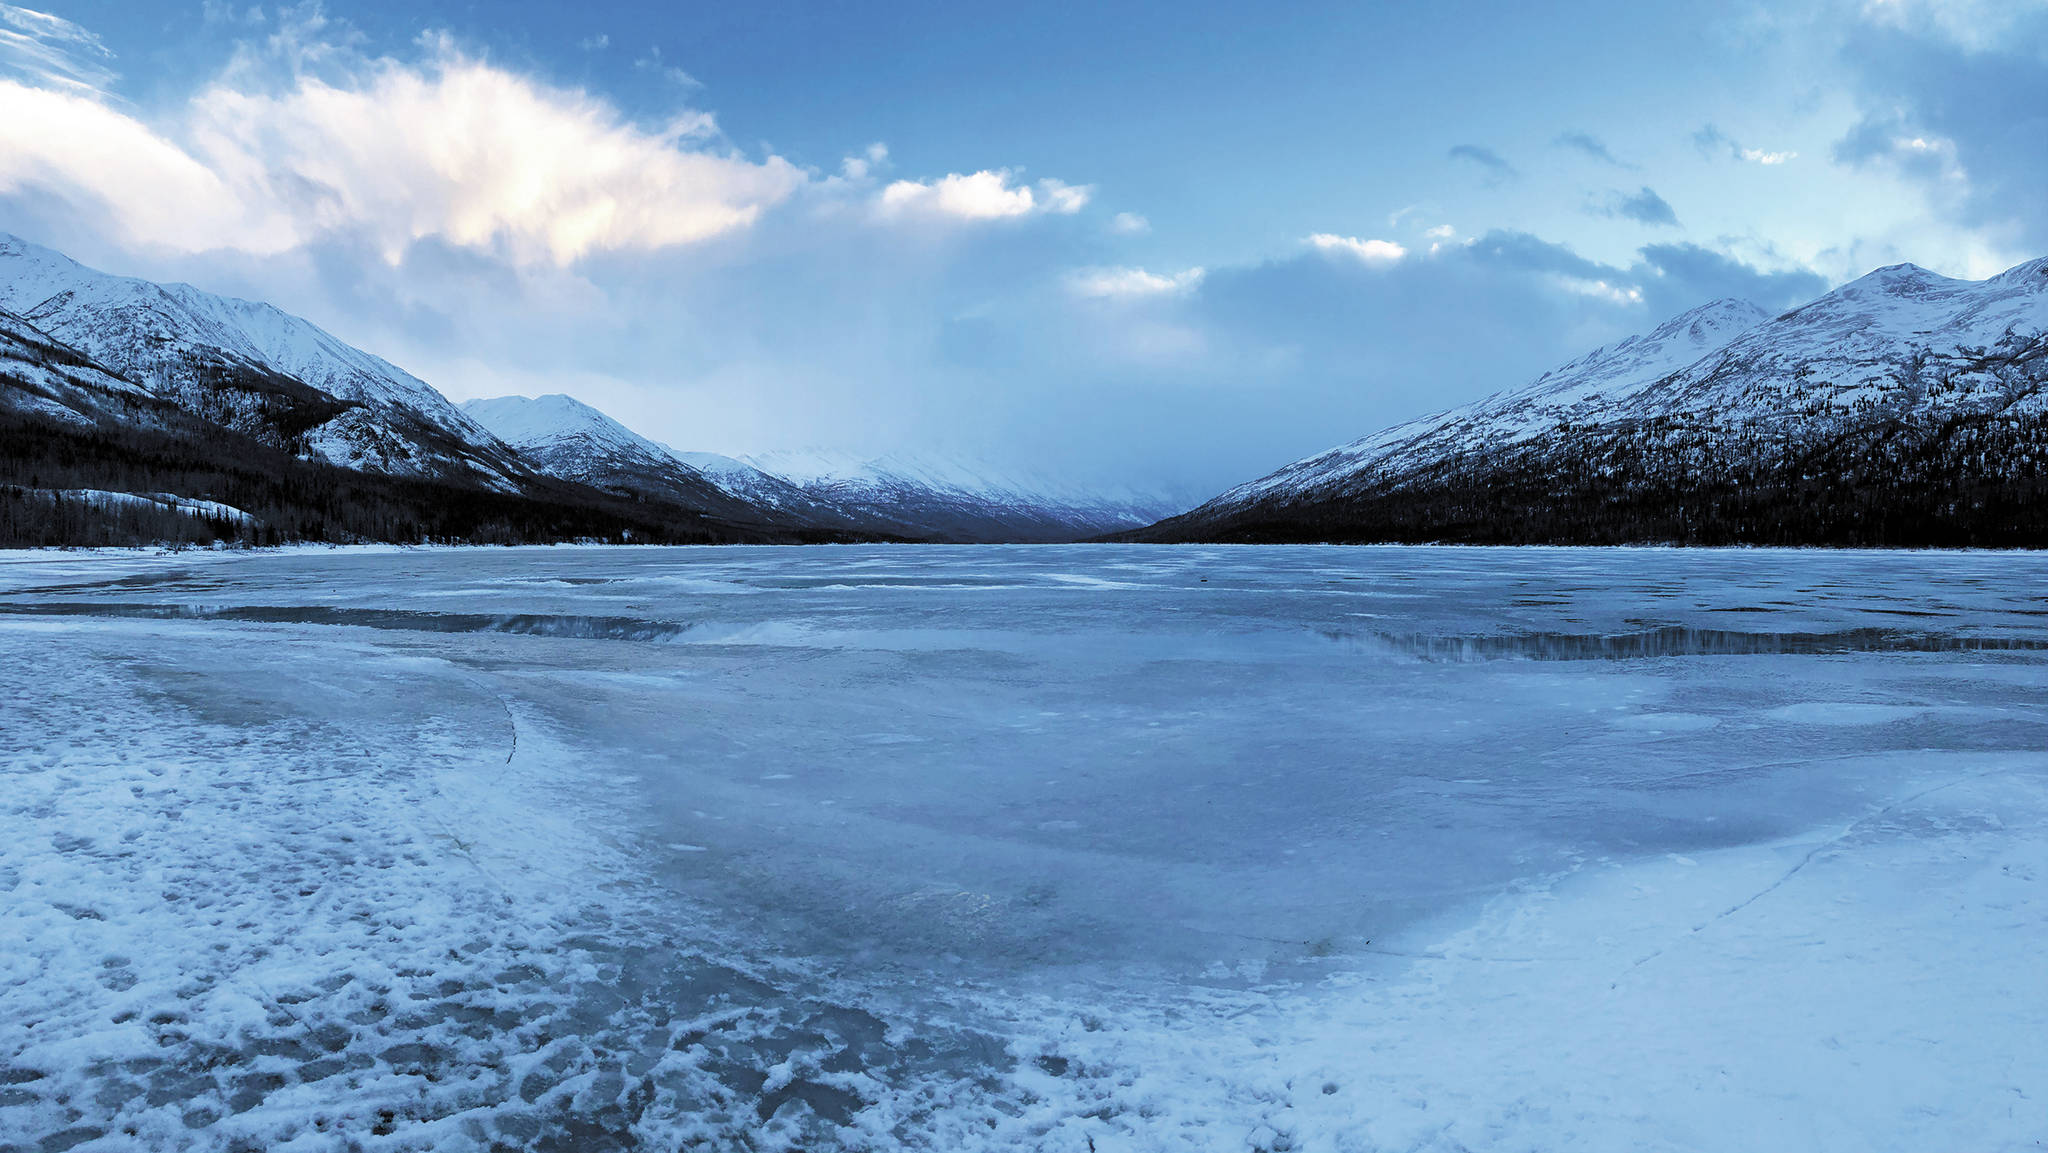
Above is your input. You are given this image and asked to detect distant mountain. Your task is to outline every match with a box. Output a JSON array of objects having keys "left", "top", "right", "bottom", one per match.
[
  {"left": 463, "top": 395, "right": 1186, "bottom": 542},
  {"left": 455, "top": 394, "right": 779, "bottom": 527},
  {"left": 668, "top": 450, "right": 858, "bottom": 521},
  {"left": 740, "top": 448, "right": 1187, "bottom": 543},
  {"left": 1132, "top": 258, "right": 2048, "bottom": 547}
]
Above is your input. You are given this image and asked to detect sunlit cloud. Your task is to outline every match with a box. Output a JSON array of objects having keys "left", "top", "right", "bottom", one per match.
[
  {"left": 0, "top": 43, "right": 805, "bottom": 264},
  {"left": 1691, "top": 124, "right": 1798, "bottom": 166},
  {"left": 879, "top": 169, "right": 1092, "bottom": 221},
  {"left": 1065, "top": 265, "right": 1205, "bottom": 298},
  {"left": 1307, "top": 233, "right": 1407, "bottom": 266},
  {"left": 0, "top": 19, "right": 1097, "bottom": 266}
]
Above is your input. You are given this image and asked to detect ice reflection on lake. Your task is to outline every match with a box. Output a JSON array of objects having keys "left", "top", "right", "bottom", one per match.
[{"left": 1, "top": 544, "right": 2042, "bottom": 1151}]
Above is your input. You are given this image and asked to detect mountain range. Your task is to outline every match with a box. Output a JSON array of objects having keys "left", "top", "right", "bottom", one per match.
[
  {"left": 1132, "top": 257, "right": 2048, "bottom": 547},
  {"left": 461, "top": 397, "right": 1180, "bottom": 543},
  {"left": 0, "top": 234, "right": 1178, "bottom": 546},
  {"left": 7, "top": 228, "right": 2047, "bottom": 550}
]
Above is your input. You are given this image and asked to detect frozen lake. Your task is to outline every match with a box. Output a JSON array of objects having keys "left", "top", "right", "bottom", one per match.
[{"left": 2, "top": 544, "right": 2043, "bottom": 1151}]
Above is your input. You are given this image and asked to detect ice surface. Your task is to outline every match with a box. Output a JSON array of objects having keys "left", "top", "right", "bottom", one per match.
[{"left": 1, "top": 544, "right": 2043, "bottom": 1150}]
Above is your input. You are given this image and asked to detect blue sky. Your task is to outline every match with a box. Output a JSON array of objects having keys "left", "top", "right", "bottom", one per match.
[{"left": 1, "top": 1, "right": 2042, "bottom": 495}]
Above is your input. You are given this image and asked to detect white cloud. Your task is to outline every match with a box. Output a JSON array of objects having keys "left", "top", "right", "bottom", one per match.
[
  {"left": 1110, "top": 211, "right": 1150, "bottom": 235},
  {"left": 0, "top": 3, "right": 115, "bottom": 94},
  {"left": 0, "top": 45, "right": 806, "bottom": 265},
  {"left": 0, "top": 81, "right": 297, "bottom": 252},
  {"left": 0, "top": 11, "right": 1103, "bottom": 266},
  {"left": 1425, "top": 224, "right": 1457, "bottom": 239},
  {"left": 1556, "top": 277, "right": 1644, "bottom": 305},
  {"left": 1307, "top": 233, "right": 1407, "bottom": 265},
  {"left": 840, "top": 142, "right": 889, "bottom": 181},
  {"left": 1065, "top": 265, "right": 1204, "bottom": 299},
  {"left": 1859, "top": 0, "right": 2048, "bottom": 50},
  {"left": 879, "top": 169, "right": 1092, "bottom": 220},
  {"left": 1738, "top": 148, "right": 1798, "bottom": 165},
  {"left": 197, "top": 56, "right": 800, "bottom": 264},
  {"left": 1037, "top": 178, "right": 1090, "bottom": 215}
]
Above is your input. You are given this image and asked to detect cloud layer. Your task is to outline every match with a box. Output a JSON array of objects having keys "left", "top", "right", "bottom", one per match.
[{"left": 0, "top": 24, "right": 1100, "bottom": 266}]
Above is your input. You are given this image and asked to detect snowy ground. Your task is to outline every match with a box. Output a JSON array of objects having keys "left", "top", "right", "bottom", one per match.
[{"left": 0, "top": 544, "right": 2042, "bottom": 1151}]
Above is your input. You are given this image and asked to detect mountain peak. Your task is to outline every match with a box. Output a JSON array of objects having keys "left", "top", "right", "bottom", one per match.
[
  {"left": 1844, "top": 262, "right": 1953, "bottom": 295},
  {"left": 1648, "top": 297, "right": 1773, "bottom": 341},
  {"left": 1987, "top": 254, "right": 2048, "bottom": 290},
  {"left": 462, "top": 394, "right": 666, "bottom": 459}
]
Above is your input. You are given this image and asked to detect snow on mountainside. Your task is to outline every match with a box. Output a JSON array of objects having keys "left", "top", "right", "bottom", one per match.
[
  {"left": 0, "top": 234, "right": 524, "bottom": 486},
  {"left": 670, "top": 451, "right": 814, "bottom": 508},
  {"left": 464, "top": 393, "right": 683, "bottom": 475},
  {"left": 741, "top": 448, "right": 1190, "bottom": 543},
  {"left": 1213, "top": 297, "right": 1773, "bottom": 508},
  {"left": 0, "top": 305, "right": 153, "bottom": 429},
  {"left": 461, "top": 394, "right": 827, "bottom": 527},
  {"left": 1641, "top": 260, "right": 2048, "bottom": 419},
  {"left": 1141, "top": 256, "right": 2048, "bottom": 546},
  {"left": 462, "top": 394, "right": 1187, "bottom": 542}
]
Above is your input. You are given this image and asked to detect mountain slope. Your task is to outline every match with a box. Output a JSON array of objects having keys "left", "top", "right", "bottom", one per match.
[
  {"left": 741, "top": 449, "right": 1187, "bottom": 543},
  {"left": 462, "top": 394, "right": 900, "bottom": 537},
  {"left": 666, "top": 451, "right": 877, "bottom": 526},
  {"left": 0, "top": 310, "right": 782, "bottom": 547},
  {"left": 1135, "top": 260, "right": 2048, "bottom": 546},
  {"left": 0, "top": 242, "right": 864, "bottom": 547},
  {"left": 0, "top": 234, "right": 528, "bottom": 488},
  {"left": 0, "top": 304, "right": 156, "bottom": 429},
  {"left": 460, "top": 394, "right": 763, "bottom": 521},
  {"left": 462, "top": 394, "right": 1180, "bottom": 542}
]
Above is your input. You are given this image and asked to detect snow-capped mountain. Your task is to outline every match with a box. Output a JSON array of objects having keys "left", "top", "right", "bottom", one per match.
[
  {"left": 1137, "top": 257, "right": 2048, "bottom": 546},
  {"left": 740, "top": 448, "right": 1188, "bottom": 543},
  {"left": 0, "top": 238, "right": 881, "bottom": 546},
  {"left": 0, "top": 234, "right": 526, "bottom": 487},
  {"left": 461, "top": 395, "right": 1188, "bottom": 541},
  {"left": 461, "top": 394, "right": 746, "bottom": 516},
  {"left": 1209, "top": 298, "right": 1772, "bottom": 507},
  {"left": 461, "top": 394, "right": 876, "bottom": 531},
  {"left": 667, "top": 451, "right": 843, "bottom": 517}
]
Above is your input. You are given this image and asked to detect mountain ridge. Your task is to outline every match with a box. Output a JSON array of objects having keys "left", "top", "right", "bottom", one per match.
[
  {"left": 1130, "top": 255, "right": 2048, "bottom": 547},
  {"left": 464, "top": 395, "right": 1191, "bottom": 542},
  {"left": 0, "top": 233, "right": 530, "bottom": 488}
]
